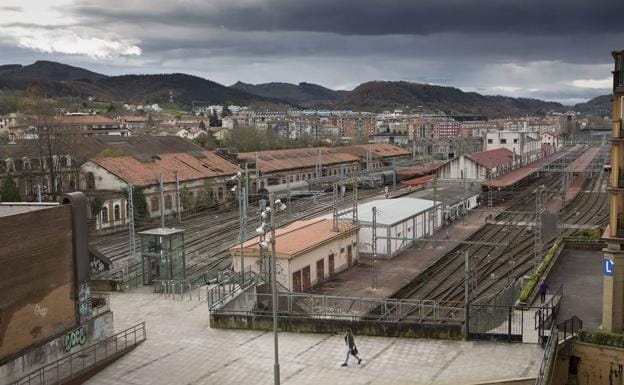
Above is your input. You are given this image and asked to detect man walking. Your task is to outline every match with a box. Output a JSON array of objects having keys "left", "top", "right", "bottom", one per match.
[
  {"left": 341, "top": 329, "right": 362, "bottom": 367},
  {"left": 538, "top": 278, "right": 549, "bottom": 304}
]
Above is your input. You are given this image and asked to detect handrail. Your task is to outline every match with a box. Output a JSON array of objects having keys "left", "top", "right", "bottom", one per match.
[
  {"left": 10, "top": 322, "right": 146, "bottom": 385},
  {"left": 535, "top": 322, "right": 558, "bottom": 385}
]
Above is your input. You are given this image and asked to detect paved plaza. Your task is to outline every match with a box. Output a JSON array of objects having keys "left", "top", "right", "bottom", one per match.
[{"left": 86, "top": 292, "right": 542, "bottom": 385}]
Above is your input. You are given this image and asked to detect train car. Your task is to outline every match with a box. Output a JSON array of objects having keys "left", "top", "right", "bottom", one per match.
[{"left": 258, "top": 180, "right": 316, "bottom": 200}]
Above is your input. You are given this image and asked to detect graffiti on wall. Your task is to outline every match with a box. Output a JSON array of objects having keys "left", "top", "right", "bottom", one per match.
[
  {"left": 78, "top": 282, "right": 92, "bottom": 323},
  {"left": 64, "top": 327, "right": 87, "bottom": 352},
  {"left": 34, "top": 304, "right": 48, "bottom": 317}
]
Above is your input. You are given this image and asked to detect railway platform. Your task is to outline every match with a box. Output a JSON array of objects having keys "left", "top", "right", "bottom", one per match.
[{"left": 311, "top": 206, "right": 488, "bottom": 299}]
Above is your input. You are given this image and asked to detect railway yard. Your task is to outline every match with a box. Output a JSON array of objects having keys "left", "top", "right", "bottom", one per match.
[{"left": 91, "top": 145, "right": 609, "bottom": 309}]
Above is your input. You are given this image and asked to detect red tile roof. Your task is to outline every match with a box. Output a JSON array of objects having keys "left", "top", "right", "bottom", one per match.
[
  {"left": 93, "top": 151, "right": 242, "bottom": 186},
  {"left": 339, "top": 144, "right": 410, "bottom": 159},
  {"left": 238, "top": 147, "right": 359, "bottom": 173},
  {"left": 466, "top": 148, "right": 514, "bottom": 168},
  {"left": 231, "top": 218, "right": 358, "bottom": 258}
]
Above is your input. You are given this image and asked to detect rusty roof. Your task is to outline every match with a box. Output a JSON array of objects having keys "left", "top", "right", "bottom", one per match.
[
  {"left": 481, "top": 150, "right": 570, "bottom": 189},
  {"left": 401, "top": 174, "right": 436, "bottom": 187},
  {"left": 465, "top": 148, "right": 514, "bottom": 168},
  {"left": 396, "top": 162, "right": 445, "bottom": 178},
  {"left": 231, "top": 218, "right": 358, "bottom": 259},
  {"left": 238, "top": 147, "right": 359, "bottom": 173},
  {"left": 339, "top": 144, "right": 410, "bottom": 159},
  {"left": 93, "top": 151, "right": 242, "bottom": 186},
  {"left": 55, "top": 115, "right": 118, "bottom": 125}
]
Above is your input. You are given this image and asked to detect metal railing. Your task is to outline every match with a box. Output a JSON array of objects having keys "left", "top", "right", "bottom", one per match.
[
  {"left": 535, "top": 322, "right": 559, "bottom": 385},
  {"left": 11, "top": 322, "right": 146, "bottom": 385},
  {"left": 557, "top": 316, "right": 583, "bottom": 341},
  {"left": 211, "top": 291, "right": 464, "bottom": 323}
]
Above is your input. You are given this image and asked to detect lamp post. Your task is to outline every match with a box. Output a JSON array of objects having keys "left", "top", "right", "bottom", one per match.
[
  {"left": 231, "top": 171, "right": 246, "bottom": 285},
  {"left": 256, "top": 194, "right": 286, "bottom": 385}
]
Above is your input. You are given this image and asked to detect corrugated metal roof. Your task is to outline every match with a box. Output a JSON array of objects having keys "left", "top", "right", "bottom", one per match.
[
  {"left": 332, "top": 197, "right": 436, "bottom": 225},
  {"left": 401, "top": 174, "right": 436, "bottom": 186}
]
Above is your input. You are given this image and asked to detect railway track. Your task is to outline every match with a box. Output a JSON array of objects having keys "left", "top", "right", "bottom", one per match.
[{"left": 392, "top": 165, "right": 608, "bottom": 309}]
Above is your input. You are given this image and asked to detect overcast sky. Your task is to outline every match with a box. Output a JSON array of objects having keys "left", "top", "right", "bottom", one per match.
[{"left": 0, "top": 0, "right": 622, "bottom": 105}]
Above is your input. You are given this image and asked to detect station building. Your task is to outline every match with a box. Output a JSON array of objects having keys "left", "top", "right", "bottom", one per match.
[
  {"left": 230, "top": 218, "right": 359, "bottom": 292},
  {"left": 331, "top": 197, "right": 442, "bottom": 258},
  {"left": 437, "top": 148, "right": 516, "bottom": 181}
]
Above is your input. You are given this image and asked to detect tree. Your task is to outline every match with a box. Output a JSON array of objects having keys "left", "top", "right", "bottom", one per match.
[
  {"left": 222, "top": 105, "right": 231, "bottom": 117},
  {"left": 195, "top": 179, "right": 213, "bottom": 208},
  {"left": 1, "top": 173, "right": 21, "bottom": 202},
  {"left": 199, "top": 120, "right": 206, "bottom": 130},
  {"left": 123, "top": 185, "right": 148, "bottom": 222},
  {"left": 209, "top": 110, "right": 221, "bottom": 127}
]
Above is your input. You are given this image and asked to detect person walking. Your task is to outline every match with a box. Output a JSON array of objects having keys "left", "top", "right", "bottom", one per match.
[
  {"left": 341, "top": 329, "right": 362, "bottom": 367},
  {"left": 538, "top": 278, "right": 549, "bottom": 304}
]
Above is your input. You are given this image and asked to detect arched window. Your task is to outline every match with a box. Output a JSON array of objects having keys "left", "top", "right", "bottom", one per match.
[
  {"left": 101, "top": 206, "right": 109, "bottom": 223},
  {"left": 86, "top": 172, "right": 96, "bottom": 189},
  {"left": 114, "top": 204, "right": 120, "bottom": 221}
]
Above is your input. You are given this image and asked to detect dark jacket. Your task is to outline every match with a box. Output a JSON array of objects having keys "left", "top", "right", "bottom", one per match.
[
  {"left": 345, "top": 333, "right": 355, "bottom": 349},
  {"left": 539, "top": 282, "right": 549, "bottom": 294}
]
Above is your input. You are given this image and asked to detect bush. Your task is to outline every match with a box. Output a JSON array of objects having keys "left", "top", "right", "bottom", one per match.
[
  {"left": 577, "top": 329, "right": 624, "bottom": 348},
  {"left": 518, "top": 238, "right": 563, "bottom": 304}
]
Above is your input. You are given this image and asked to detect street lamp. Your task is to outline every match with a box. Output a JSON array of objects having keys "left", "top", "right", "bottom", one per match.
[{"left": 257, "top": 194, "right": 287, "bottom": 385}]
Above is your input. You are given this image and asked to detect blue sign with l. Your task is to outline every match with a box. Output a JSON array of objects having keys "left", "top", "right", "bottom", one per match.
[{"left": 604, "top": 259, "right": 615, "bottom": 277}]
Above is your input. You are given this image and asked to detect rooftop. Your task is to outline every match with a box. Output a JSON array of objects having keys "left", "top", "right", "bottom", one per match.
[
  {"left": 336, "top": 198, "right": 437, "bottom": 225},
  {"left": 93, "top": 150, "right": 242, "bottom": 186},
  {"left": 137, "top": 227, "right": 185, "bottom": 236},
  {"left": 338, "top": 144, "right": 410, "bottom": 159},
  {"left": 465, "top": 148, "right": 514, "bottom": 168},
  {"left": 0, "top": 203, "right": 58, "bottom": 218},
  {"left": 238, "top": 147, "right": 359, "bottom": 173},
  {"left": 231, "top": 218, "right": 358, "bottom": 259}
]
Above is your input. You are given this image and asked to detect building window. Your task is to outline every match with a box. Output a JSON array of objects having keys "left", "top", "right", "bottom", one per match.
[
  {"left": 86, "top": 172, "right": 96, "bottom": 189},
  {"left": 101, "top": 206, "right": 109, "bottom": 223},
  {"left": 487, "top": 139, "right": 493, "bottom": 144},
  {"left": 114, "top": 204, "right": 120, "bottom": 221},
  {"left": 165, "top": 195, "right": 173, "bottom": 210},
  {"left": 500, "top": 139, "right": 507, "bottom": 144},
  {"left": 513, "top": 139, "right": 518, "bottom": 144},
  {"left": 151, "top": 197, "right": 160, "bottom": 212}
]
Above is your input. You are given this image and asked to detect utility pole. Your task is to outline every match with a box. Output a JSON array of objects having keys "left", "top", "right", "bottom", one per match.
[
  {"left": 239, "top": 177, "right": 247, "bottom": 285},
  {"left": 463, "top": 167, "right": 467, "bottom": 225},
  {"left": 159, "top": 173, "right": 165, "bottom": 228},
  {"left": 175, "top": 171, "right": 181, "bottom": 223},
  {"left": 534, "top": 185, "right": 545, "bottom": 270},
  {"left": 352, "top": 181, "right": 358, "bottom": 224},
  {"left": 36, "top": 184, "right": 42, "bottom": 203},
  {"left": 127, "top": 184, "right": 136, "bottom": 259},
  {"left": 287, "top": 177, "right": 291, "bottom": 222},
  {"left": 372, "top": 206, "right": 378, "bottom": 289},
  {"left": 332, "top": 184, "right": 339, "bottom": 231},
  {"left": 392, "top": 157, "right": 396, "bottom": 189}
]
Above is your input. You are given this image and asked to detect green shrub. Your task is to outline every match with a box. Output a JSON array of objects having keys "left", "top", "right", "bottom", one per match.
[
  {"left": 518, "top": 239, "right": 563, "bottom": 304},
  {"left": 577, "top": 329, "right": 624, "bottom": 348}
]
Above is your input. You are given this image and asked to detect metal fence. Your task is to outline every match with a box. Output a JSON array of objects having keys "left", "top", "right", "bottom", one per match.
[
  {"left": 557, "top": 316, "right": 583, "bottom": 341},
  {"left": 535, "top": 323, "right": 559, "bottom": 385},
  {"left": 10, "top": 322, "right": 146, "bottom": 385},
  {"left": 212, "top": 291, "right": 465, "bottom": 323}
]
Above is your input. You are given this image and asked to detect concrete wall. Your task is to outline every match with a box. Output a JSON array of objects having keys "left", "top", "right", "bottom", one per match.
[
  {"left": 552, "top": 340, "right": 624, "bottom": 385},
  {"left": 210, "top": 313, "right": 463, "bottom": 340},
  {"left": 0, "top": 205, "right": 77, "bottom": 363},
  {"left": 438, "top": 156, "right": 488, "bottom": 180},
  {"left": 0, "top": 311, "right": 114, "bottom": 384}
]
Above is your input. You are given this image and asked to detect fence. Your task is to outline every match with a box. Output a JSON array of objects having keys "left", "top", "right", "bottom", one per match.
[
  {"left": 212, "top": 291, "right": 465, "bottom": 323},
  {"left": 10, "top": 322, "right": 146, "bottom": 385},
  {"left": 557, "top": 316, "right": 583, "bottom": 341},
  {"left": 535, "top": 322, "right": 559, "bottom": 385}
]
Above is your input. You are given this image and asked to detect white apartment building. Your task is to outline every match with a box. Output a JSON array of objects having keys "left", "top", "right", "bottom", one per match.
[{"left": 485, "top": 130, "right": 541, "bottom": 164}]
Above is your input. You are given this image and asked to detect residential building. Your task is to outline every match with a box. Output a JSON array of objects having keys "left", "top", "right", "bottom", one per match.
[
  {"left": 230, "top": 218, "right": 359, "bottom": 292},
  {"left": 541, "top": 132, "right": 560, "bottom": 149},
  {"left": 55, "top": 114, "right": 129, "bottom": 136},
  {"left": 485, "top": 130, "right": 541, "bottom": 164},
  {"left": 434, "top": 120, "right": 461, "bottom": 138}
]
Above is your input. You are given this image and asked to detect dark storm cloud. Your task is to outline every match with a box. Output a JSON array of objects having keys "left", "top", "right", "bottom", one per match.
[{"left": 70, "top": 0, "right": 624, "bottom": 36}]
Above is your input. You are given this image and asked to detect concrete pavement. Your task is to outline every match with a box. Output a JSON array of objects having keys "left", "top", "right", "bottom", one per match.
[{"left": 85, "top": 292, "right": 542, "bottom": 385}]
